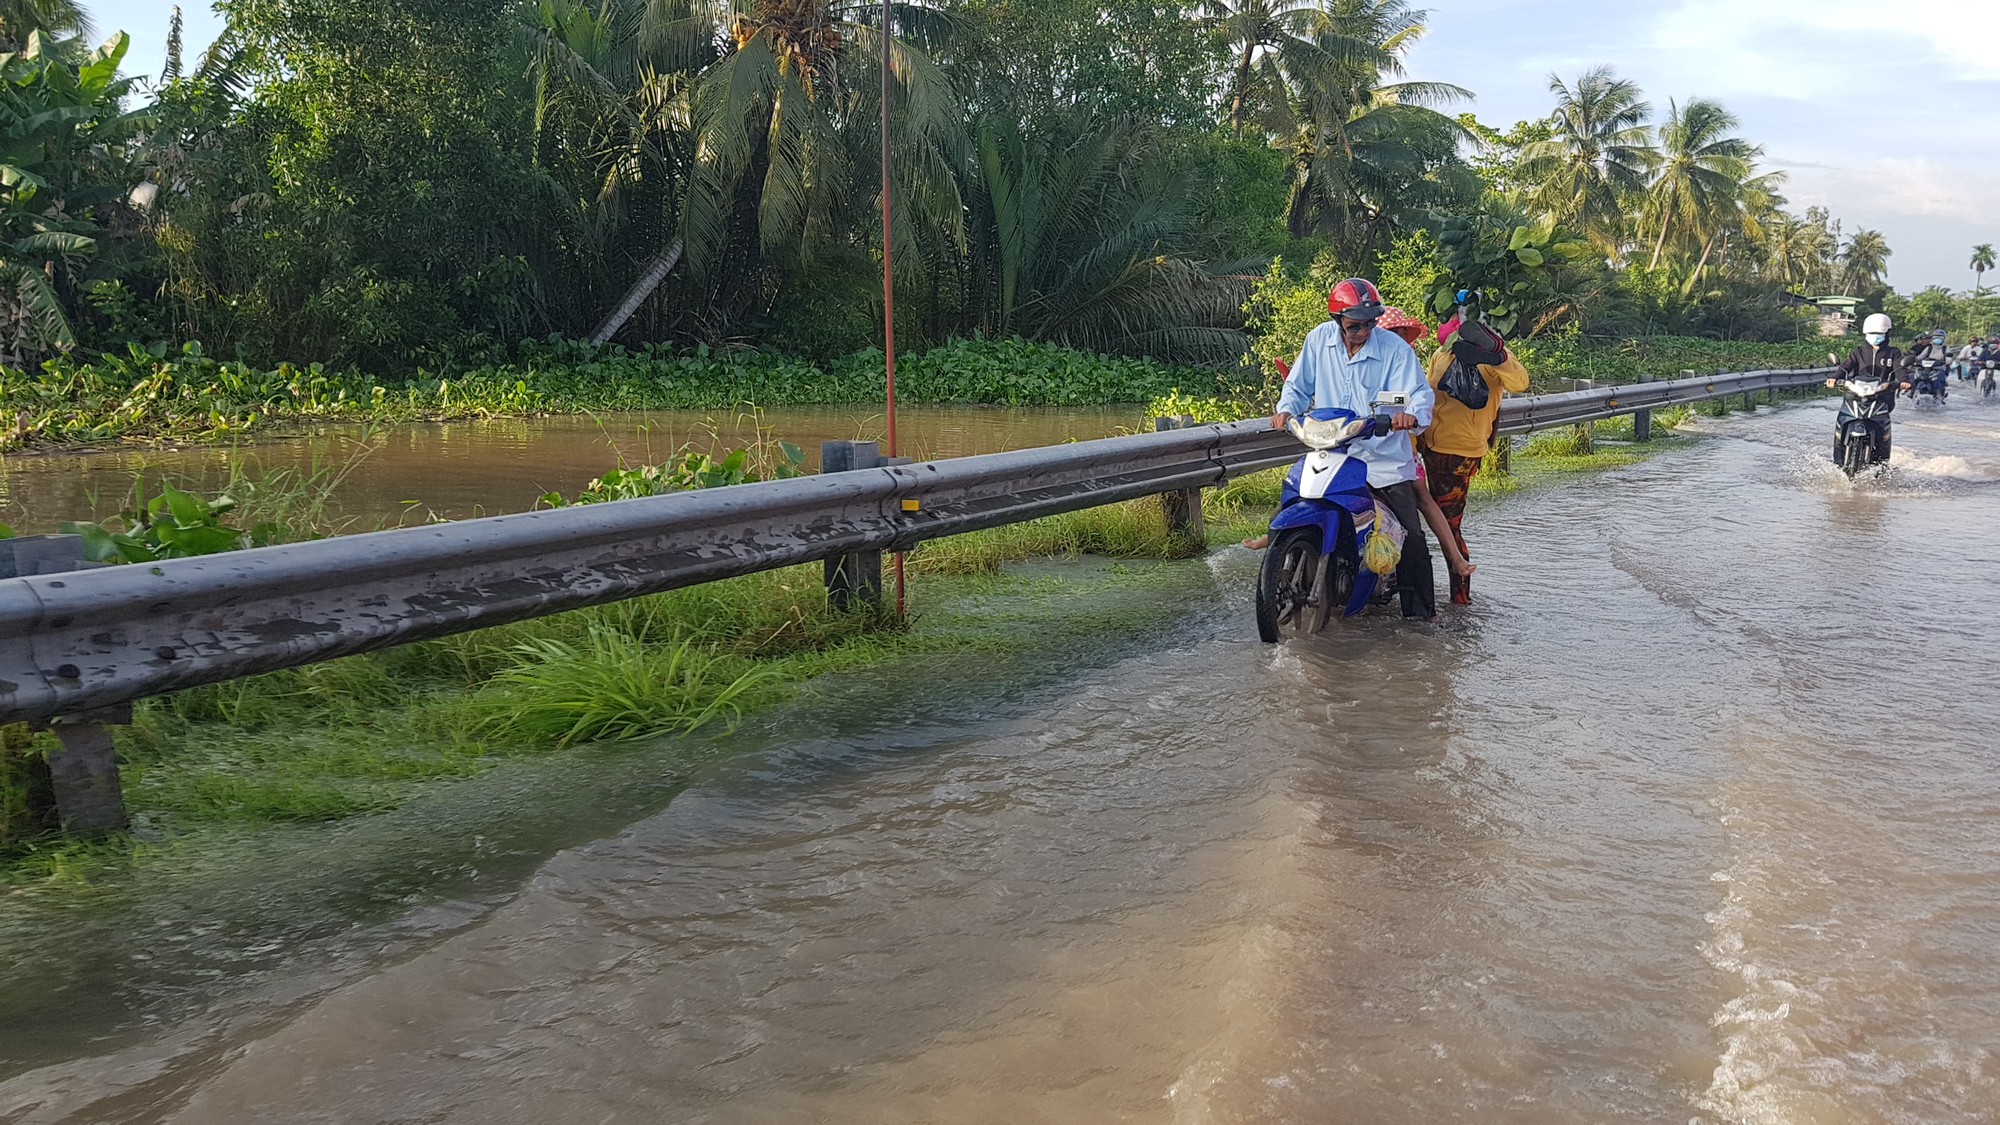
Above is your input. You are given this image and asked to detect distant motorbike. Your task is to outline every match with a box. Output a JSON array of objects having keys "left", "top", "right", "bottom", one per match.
[
  {"left": 1981, "top": 357, "right": 1998, "bottom": 400},
  {"left": 1909, "top": 356, "right": 1948, "bottom": 404},
  {"left": 1255, "top": 404, "right": 1401, "bottom": 642}
]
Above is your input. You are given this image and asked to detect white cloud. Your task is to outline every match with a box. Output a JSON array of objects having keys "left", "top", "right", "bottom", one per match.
[
  {"left": 1785, "top": 155, "right": 1998, "bottom": 223},
  {"left": 1651, "top": 0, "right": 2000, "bottom": 98}
]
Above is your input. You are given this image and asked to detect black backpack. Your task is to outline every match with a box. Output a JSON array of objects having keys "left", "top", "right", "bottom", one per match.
[{"left": 1440, "top": 319, "right": 1504, "bottom": 410}]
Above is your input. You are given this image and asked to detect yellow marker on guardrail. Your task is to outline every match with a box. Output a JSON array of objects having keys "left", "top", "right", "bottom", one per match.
[{"left": 901, "top": 498, "right": 921, "bottom": 512}]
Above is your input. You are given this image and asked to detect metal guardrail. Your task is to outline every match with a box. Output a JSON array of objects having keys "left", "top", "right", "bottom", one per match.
[
  {"left": 1495, "top": 366, "right": 1831, "bottom": 434},
  {"left": 0, "top": 362, "right": 1836, "bottom": 832},
  {"left": 0, "top": 421, "right": 1297, "bottom": 732},
  {"left": 0, "top": 364, "right": 1835, "bottom": 731}
]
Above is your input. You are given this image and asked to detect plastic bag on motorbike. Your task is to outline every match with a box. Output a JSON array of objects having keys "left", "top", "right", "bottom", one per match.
[{"left": 1361, "top": 500, "right": 1406, "bottom": 576}]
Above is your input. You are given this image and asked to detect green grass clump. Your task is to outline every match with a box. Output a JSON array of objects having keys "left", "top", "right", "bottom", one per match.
[{"left": 475, "top": 630, "right": 779, "bottom": 749}]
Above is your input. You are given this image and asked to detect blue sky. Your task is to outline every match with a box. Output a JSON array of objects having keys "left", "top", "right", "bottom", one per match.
[{"left": 100, "top": 0, "right": 2000, "bottom": 293}]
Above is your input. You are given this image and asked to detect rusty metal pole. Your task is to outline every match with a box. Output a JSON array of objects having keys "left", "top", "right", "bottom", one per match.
[{"left": 880, "top": 0, "right": 905, "bottom": 619}]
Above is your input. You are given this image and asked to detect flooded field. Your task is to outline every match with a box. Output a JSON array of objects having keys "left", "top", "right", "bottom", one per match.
[{"left": 0, "top": 404, "right": 1144, "bottom": 533}]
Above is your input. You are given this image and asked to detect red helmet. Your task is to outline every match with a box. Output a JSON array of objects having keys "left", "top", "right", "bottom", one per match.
[{"left": 1328, "top": 278, "right": 1386, "bottom": 321}]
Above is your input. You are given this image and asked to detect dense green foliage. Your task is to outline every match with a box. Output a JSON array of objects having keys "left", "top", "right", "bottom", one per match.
[{"left": 0, "top": 0, "right": 1931, "bottom": 392}]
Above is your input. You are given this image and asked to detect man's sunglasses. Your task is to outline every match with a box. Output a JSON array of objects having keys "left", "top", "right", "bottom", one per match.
[{"left": 1340, "top": 320, "right": 1375, "bottom": 334}]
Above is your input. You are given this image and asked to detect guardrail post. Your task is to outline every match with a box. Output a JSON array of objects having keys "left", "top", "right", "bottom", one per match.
[
  {"left": 1154, "top": 416, "right": 1206, "bottom": 545},
  {"left": 2, "top": 535, "right": 131, "bottom": 835},
  {"left": 821, "top": 440, "right": 884, "bottom": 611},
  {"left": 46, "top": 705, "right": 131, "bottom": 836},
  {"left": 0, "top": 533, "right": 89, "bottom": 578},
  {"left": 1633, "top": 372, "right": 1654, "bottom": 442}
]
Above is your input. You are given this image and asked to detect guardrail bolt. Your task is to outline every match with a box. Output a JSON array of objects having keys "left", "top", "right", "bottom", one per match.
[
  {"left": 821, "top": 440, "right": 885, "bottom": 611},
  {"left": 1154, "top": 416, "right": 1207, "bottom": 549}
]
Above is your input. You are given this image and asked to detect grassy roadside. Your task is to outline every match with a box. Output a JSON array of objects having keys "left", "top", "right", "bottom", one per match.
[{"left": 0, "top": 485, "right": 1264, "bottom": 890}]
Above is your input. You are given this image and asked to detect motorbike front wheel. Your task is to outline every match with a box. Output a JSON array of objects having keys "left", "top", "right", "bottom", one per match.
[
  {"left": 1255, "top": 527, "right": 1322, "bottom": 643},
  {"left": 1841, "top": 428, "right": 1871, "bottom": 478}
]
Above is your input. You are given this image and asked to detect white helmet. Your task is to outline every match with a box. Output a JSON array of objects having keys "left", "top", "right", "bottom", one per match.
[{"left": 1863, "top": 312, "right": 1892, "bottom": 335}]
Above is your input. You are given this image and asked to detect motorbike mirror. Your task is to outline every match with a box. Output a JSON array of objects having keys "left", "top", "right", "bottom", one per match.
[{"left": 1827, "top": 352, "right": 1839, "bottom": 364}]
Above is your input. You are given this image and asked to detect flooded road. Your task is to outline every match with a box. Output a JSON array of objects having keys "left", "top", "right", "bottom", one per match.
[
  {"left": 0, "top": 404, "right": 1140, "bottom": 532},
  {"left": 6, "top": 398, "right": 2000, "bottom": 1122}
]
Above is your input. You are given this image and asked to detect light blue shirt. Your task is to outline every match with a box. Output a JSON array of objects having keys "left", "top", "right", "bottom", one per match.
[{"left": 1275, "top": 321, "right": 1436, "bottom": 486}]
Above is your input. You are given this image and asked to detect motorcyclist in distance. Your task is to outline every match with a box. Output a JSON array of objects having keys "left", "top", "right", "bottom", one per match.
[
  {"left": 1904, "top": 328, "right": 1952, "bottom": 398},
  {"left": 1956, "top": 334, "right": 1986, "bottom": 382},
  {"left": 1826, "top": 312, "right": 1912, "bottom": 465},
  {"left": 1907, "top": 328, "right": 1951, "bottom": 399}
]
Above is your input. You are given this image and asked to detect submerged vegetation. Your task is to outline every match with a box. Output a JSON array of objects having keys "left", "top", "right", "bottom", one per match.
[{"left": 0, "top": 337, "right": 1244, "bottom": 450}]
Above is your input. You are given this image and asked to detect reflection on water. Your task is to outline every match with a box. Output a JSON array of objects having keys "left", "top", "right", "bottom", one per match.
[
  {"left": 0, "top": 405, "right": 1142, "bottom": 533},
  {"left": 7, "top": 399, "right": 2000, "bottom": 1122}
]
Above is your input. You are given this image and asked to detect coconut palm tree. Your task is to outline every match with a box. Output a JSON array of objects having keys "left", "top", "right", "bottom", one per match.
[
  {"left": 1260, "top": 0, "right": 1472, "bottom": 255},
  {"left": 1517, "top": 66, "right": 1656, "bottom": 256},
  {"left": 0, "top": 0, "right": 89, "bottom": 52},
  {"left": 1971, "top": 243, "right": 1995, "bottom": 293},
  {"left": 1641, "top": 97, "right": 1757, "bottom": 270},
  {"left": 1841, "top": 228, "right": 1891, "bottom": 292},
  {"left": 516, "top": 0, "right": 714, "bottom": 340},
  {"left": 1766, "top": 213, "right": 1811, "bottom": 288},
  {"left": 681, "top": 0, "right": 964, "bottom": 320},
  {"left": 1207, "top": 0, "right": 1330, "bottom": 137},
  {"left": 954, "top": 115, "right": 1241, "bottom": 359}
]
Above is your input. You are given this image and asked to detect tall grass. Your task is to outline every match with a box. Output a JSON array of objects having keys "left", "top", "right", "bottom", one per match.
[{"left": 475, "top": 630, "right": 779, "bottom": 748}]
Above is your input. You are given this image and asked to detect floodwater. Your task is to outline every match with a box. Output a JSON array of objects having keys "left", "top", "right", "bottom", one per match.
[
  {"left": 0, "top": 404, "right": 1142, "bottom": 533},
  {"left": 5, "top": 396, "right": 2000, "bottom": 1122}
]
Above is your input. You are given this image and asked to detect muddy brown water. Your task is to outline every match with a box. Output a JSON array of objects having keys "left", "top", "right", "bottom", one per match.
[
  {"left": 5, "top": 400, "right": 2000, "bottom": 1122},
  {"left": 0, "top": 405, "right": 1144, "bottom": 533}
]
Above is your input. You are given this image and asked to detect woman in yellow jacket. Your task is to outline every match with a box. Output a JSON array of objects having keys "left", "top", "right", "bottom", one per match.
[{"left": 1421, "top": 316, "right": 1529, "bottom": 605}]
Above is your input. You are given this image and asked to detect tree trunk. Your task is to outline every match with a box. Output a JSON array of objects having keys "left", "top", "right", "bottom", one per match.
[
  {"left": 1229, "top": 45, "right": 1255, "bottom": 136},
  {"left": 1681, "top": 235, "right": 1717, "bottom": 296},
  {"left": 1649, "top": 212, "right": 1671, "bottom": 270},
  {"left": 589, "top": 238, "right": 683, "bottom": 346}
]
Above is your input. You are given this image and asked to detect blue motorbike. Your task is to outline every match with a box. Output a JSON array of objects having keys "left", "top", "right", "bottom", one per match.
[{"left": 1255, "top": 405, "right": 1404, "bottom": 642}]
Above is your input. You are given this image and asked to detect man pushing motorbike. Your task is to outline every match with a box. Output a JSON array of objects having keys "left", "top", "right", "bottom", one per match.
[
  {"left": 1827, "top": 311, "right": 1912, "bottom": 472},
  {"left": 1269, "top": 278, "right": 1437, "bottom": 619}
]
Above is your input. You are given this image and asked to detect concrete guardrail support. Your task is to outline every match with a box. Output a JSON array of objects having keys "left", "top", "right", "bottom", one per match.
[
  {"left": 2, "top": 535, "right": 129, "bottom": 834},
  {"left": 1154, "top": 415, "right": 1206, "bottom": 544},
  {"left": 821, "top": 440, "right": 885, "bottom": 611}
]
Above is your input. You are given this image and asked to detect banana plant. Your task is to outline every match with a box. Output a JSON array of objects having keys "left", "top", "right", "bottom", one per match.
[{"left": 0, "top": 30, "right": 152, "bottom": 362}]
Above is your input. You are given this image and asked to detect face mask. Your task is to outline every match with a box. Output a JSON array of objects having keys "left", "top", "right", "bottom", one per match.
[{"left": 1865, "top": 333, "right": 1888, "bottom": 346}]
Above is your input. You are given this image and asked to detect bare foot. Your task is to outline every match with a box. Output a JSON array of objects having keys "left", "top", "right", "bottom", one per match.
[{"left": 1242, "top": 534, "right": 1270, "bottom": 550}]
